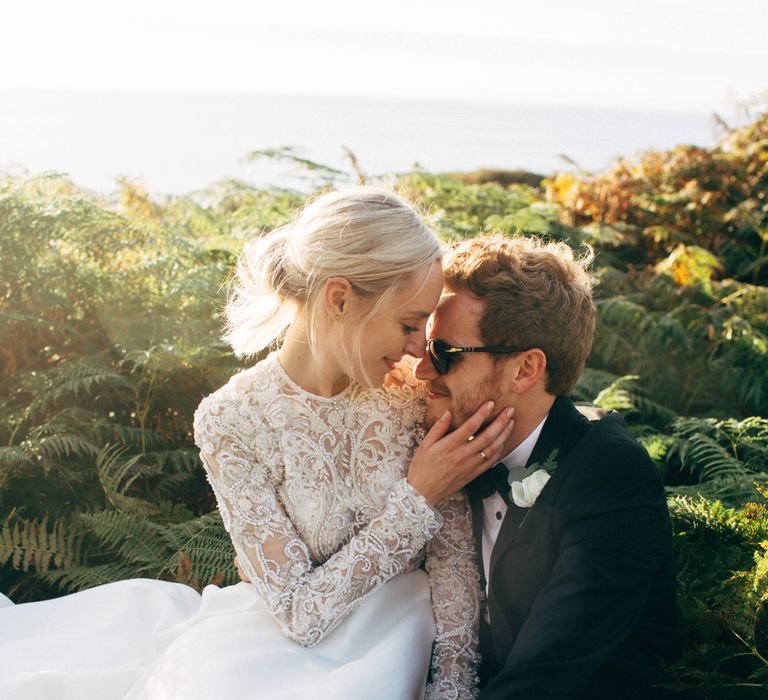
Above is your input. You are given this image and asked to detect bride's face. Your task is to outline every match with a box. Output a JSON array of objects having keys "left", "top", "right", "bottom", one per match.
[{"left": 341, "top": 260, "right": 444, "bottom": 387}]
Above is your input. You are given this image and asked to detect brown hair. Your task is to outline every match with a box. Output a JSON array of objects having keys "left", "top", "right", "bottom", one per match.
[{"left": 443, "top": 234, "right": 596, "bottom": 395}]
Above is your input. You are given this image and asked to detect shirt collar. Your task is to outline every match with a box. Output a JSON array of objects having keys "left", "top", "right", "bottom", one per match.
[{"left": 499, "top": 413, "right": 549, "bottom": 470}]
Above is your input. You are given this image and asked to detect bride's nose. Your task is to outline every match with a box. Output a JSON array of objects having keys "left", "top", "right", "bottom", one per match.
[{"left": 403, "top": 327, "right": 427, "bottom": 359}]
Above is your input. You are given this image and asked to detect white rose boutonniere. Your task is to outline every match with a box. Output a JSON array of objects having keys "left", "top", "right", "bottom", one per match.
[
  {"left": 510, "top": 469, "right": 551, "bottom": 508},
  {"left": 507, "top": 448, "right": 559, "bottom": 508}
]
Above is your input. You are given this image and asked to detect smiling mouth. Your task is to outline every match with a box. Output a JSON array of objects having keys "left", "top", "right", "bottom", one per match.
[{"left": 426, "top": 386, "right": 449, "bottom": 400}]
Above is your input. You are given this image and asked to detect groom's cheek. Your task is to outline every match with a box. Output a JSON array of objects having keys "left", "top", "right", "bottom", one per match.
[
  {"left": 423, "top": 397, "right": 452, "bottom": 430},
  {"left": 423, "top": 403, "right": 441, "bottom": 429}
]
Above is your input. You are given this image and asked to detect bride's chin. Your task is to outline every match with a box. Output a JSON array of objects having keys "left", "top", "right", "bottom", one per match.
[{"left": 351, "top": 366, "right": 387, "bottom": 389}]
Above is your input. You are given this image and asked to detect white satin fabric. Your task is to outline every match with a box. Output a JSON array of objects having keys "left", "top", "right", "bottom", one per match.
[{"left": 0, "top": 571, "right": 435, "bottom": 700}]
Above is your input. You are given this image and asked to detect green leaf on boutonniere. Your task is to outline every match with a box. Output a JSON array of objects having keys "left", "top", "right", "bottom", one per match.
[
  {"left": 506, "top": 448, "right": 560, "bottom": 488},
  {"left": 538, "top": 448, "right": 560, "bottom": 473}
]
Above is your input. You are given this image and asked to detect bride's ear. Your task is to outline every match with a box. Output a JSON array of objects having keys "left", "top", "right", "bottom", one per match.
[{"left": 322, "top": 277, "right": 353, "bottom": 321}]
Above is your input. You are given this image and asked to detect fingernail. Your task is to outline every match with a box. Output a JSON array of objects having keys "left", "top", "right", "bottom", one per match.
[
  {"left": 484, "top": 401, "right": 495, "bottom": 411},
  {"left": 441, "top": 410, "right": 451, "bottom": 421},
  {"left": 506, "top": 408, "right": 515, "bottom": 419}
]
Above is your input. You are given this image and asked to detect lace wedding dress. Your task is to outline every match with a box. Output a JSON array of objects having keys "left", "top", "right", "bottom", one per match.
[{"left": 0, "top": 353, "right": 480, "bottom": 699}]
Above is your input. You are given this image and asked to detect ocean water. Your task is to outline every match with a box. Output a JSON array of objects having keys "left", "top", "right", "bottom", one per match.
[{"left": 0, "top": 89, "right": 723, "bottom": 195}]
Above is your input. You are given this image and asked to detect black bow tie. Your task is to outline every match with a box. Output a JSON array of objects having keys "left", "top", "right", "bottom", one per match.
[{"left": 468, "top": 462, "right": 510, "bottom": 504}]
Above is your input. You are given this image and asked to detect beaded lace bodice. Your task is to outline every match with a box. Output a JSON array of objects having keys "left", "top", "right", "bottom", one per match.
[{"left": 194, "top": 353, "right": 480, "bottom": 699}]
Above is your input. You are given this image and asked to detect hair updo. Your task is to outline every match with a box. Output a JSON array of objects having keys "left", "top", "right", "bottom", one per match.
[{"left": 224, "top": 187, "right": 442, "bottom": 358}]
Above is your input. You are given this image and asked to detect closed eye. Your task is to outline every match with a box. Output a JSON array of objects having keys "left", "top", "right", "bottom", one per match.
[{"left": 402, "top": 324, "right": 419, "bottom": 334}]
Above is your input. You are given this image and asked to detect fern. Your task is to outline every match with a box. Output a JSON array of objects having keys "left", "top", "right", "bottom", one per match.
[
  {"left": 570, "top": 367, "right": 621, "bottom": 403},
  {"left": 717, "top": 417, "right": 768, "bottom": 471},
  {"left": 674, "top": 433, "right": 749, "bottom": 482},
  {"left": 0, "top": 516, "right": 86, "bottom": 573},
  {"left": 41, "top": 562, "right": 139, "bottom": 593},
  {"left": 594, "top": 296, "right": 651, "bottom": 362},
  {"left": 30, "top": 509, "right": 239, "bottom": 591},
  {"left": 593, "top": 375, "right": 678, "bottom": 427},
  {"left": 95, "top": 445, "right": 158, "bottom": 510},
  {"left": 78, "top": 511, "right": 171, "bottom": 570},
  {"left": 0, "top": 446, "right": 35, "bottom": 469},
  {"left": 92, "top": 422, "right": 167, "bottom": 452},
  {"left": 23, "top": 360, "right": 136, "bottom": 418},
  {"left": 152, "top": 472, "right": 204, "bottom": 500},
  {"left": 663, "top": 418, "right": 768, "bottom": 504},
  {"left": 2, "top": 111, "right": 768, "bottom": 694},
  {"left": 668, "top": 475, "right": 768, "bottom": 505},
  {"left": 666, "top": 493, "right": 768, "bottom": 694},
  {"left": 35, "top": 433, "right": 101, "bottom": 461},
  {"left": 146, "top": 449, "right": 203, "bottom": 474},
  {"left": 163, "top": 511, "right": 238, "bottom": 588}
]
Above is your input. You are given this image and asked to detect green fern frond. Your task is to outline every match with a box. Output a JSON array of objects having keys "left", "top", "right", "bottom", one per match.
[
  {"left": 164, "top": 511, "right": 237, "bottom": 588},
  {"left": 638, "top": 432, "right": 676, "bottom": 465},
  {"left": 35, "top": 433, "right": 101, "bottom": 461},
  {"left": 594, "top": 375, "right": 678, "bottom": 426},
  {"left": 715, "top": 416, "right": 768, "bottom": 470},
  {"left": 24, "top": 360, "right": 136, "bottom": 417},
  {"left": 671, "top": 416, "right": 718, "bottom": 440},
  {"left": 40, "top": 563, "right": 139, "bottom": 593},
  {"left": 152, "top": 472, "right": 201, "bottom": 499},
  {"left": 644, "top": 312, "right": 692, "bottom": 355},
  {"left": 96, "top": 445, "right": 159, "bottom": 507},
  {"left": 152, "top": 499, "right": 195, "bottom": 524},
  {"left": 597, "top": 296, "right": 651, "bottom": 330},
  {"left": 668, "top": 416, "right": 768, "bottom": 488},
  {"left": 0, "top": 515, "right": 86, "bottom": 572},
  {"left": 593, "top": 375, "right": 639, "bottom": 412},
  {"left": 78, "top": 510, "right": 172, "bottom": 568},
  {"left": 0, "top": 446, "right": 35, "bottom": 468},
  {"left": 668, "top": 495, "right": 739, "bottom": 534},
  {"left": 668, "top": 474, "right": 768, "bottom": 504},
  {"left": 570, "top": 367, "right": 622, "bottom": 403},
  {"left": 93, "top": 422, "right": 167, "bottom": 451},
  {"left": 674, "top": 432, "right": 748, "bottom": 482},
  {"left": 146, "top": 449, "right": 202, "bottom": 474}
]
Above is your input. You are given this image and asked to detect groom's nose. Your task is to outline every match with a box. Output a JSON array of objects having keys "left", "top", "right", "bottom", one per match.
[{"left": 413, "top": 349, "right": 437, "bottom": 380}]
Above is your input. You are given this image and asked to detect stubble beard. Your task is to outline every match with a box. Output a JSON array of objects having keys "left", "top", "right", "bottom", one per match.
[{"left": 423, "top": 371, "right": 502, "bottom": 434}]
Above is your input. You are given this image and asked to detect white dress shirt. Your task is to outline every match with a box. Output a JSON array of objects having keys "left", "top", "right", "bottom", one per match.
[{"left": 481, "top": 415, "right": 548, "bottom": 598}]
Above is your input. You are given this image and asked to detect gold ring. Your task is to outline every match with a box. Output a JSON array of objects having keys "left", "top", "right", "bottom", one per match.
[
  {"left": 467, "top": 435, "right": 475, "bottom": 443},
  {"left": 479, "top": 450, "right": 488, "bottom": 460}
]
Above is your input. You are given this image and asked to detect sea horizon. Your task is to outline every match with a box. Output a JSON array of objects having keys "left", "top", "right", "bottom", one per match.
[{"left": 0, "top": 87, "right": 739, "bottom": 195}]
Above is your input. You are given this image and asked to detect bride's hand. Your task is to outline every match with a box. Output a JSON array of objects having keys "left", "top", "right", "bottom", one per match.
[{"left": 406, "top": 401, "right": 515, "bottom": 506}]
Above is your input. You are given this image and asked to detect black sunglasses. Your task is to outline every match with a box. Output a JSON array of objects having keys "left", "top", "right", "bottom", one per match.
[{"left": 427, "top": 338, "right": 530, "bottom": 375}]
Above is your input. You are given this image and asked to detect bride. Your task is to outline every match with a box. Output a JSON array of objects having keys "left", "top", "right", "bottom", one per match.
[{"left": 0, "top": 188, "right": 514, "bottom": 699}]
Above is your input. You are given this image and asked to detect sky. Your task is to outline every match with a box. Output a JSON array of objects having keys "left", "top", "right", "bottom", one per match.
[{"left": 1, "top": 0, "right": 766, "bottom": 113}]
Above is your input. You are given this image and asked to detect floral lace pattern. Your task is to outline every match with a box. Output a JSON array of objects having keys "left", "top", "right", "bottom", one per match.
[{"left": 193, "top": 353, "right": 479, "bottom": 698}]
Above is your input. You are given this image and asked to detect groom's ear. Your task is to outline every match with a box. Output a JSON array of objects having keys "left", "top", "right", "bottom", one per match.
[
  {"left": 322, "top": 277, "right": 353, "bottom": 320},
  {"left": 506, "top": 348, "right": 547, "bottom": 394}
]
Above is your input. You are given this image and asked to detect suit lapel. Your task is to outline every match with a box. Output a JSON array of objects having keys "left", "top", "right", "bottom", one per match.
[
  {"left": 488, "top": 396, "right": 592, "bottom": 577},
  {"left": 525, "top": 396, "right": 592, "bottom": 474}
]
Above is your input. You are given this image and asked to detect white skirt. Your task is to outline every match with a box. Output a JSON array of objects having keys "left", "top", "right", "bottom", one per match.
[{"left": 0, "top": 570, "right": 436, "bottom": 700}]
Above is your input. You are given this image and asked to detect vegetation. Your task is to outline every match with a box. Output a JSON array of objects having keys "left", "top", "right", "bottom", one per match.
[{"left": 1, "top": 109, "right": 767, "bottom": 695}]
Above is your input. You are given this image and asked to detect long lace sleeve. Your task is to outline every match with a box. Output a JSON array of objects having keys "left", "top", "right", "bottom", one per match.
[
  {"left": 425, "top": 493, "right": 481, "bottom": 700},
  {"left": 193, "top": 388, "right": 443, "bottom": 648}
]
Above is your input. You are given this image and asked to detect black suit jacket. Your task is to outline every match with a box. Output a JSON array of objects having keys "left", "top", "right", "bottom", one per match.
[{"left": 467, "top": 396, "right": 677, "bottom": 700}]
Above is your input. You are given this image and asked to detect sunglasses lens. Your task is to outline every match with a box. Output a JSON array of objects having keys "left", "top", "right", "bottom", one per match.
[{"left": 429, "top": 340, "right": 450, "bottom": 374}]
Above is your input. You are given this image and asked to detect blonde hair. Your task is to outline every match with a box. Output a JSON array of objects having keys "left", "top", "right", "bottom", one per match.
[
  {"left": 224, "top": 187, "right": 442, "bottom": 359},
  {"left": 444, "top": 235, "right": 596, "bottom": 395}
]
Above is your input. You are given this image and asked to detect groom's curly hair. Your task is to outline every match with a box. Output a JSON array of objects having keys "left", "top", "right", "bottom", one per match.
[{"left": 443, "top": 234, "right": 596, "bottom": 396}]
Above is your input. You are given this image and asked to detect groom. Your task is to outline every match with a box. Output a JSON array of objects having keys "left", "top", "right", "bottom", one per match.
[{"left": 413, "top": 235, "right": 677, "bottom": 699}]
